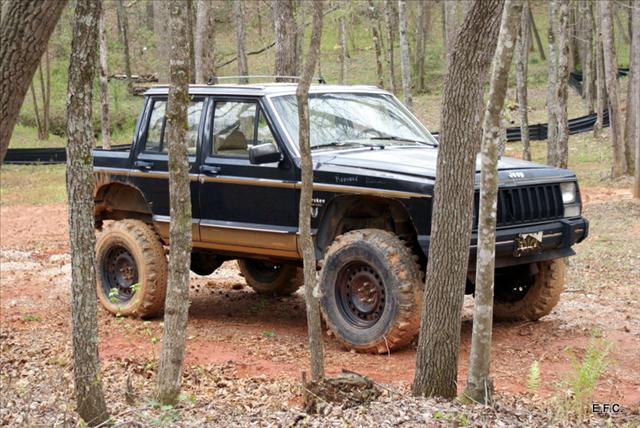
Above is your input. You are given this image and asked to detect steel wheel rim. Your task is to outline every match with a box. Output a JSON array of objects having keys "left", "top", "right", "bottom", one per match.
[
  {"left": 336, "top": 262, "right": 386, "bottom": 328},
  {"left": 101, "top": 244, "right": 138, "bottom": 304}
]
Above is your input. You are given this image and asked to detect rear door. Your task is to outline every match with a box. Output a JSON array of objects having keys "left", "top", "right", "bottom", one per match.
[
  {"left": 197, "top": 97, "right": 299, "bottom": 259},
  {"left": 130, "top": 95, "right": 207, "bottom": 240}
]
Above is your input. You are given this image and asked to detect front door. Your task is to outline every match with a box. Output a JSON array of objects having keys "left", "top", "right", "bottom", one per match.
[{"left": 197, "top": 97, "right": 299, "bottom": 259}]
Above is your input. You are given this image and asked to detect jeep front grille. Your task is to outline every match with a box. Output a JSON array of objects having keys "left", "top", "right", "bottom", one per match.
[{"left": 473, "top": 184, "right": 564, "bottom": 228}]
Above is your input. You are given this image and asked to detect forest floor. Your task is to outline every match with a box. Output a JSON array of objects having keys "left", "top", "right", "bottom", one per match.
[{"left": 1, "top": 171, "right": 639, "bottom": 425}]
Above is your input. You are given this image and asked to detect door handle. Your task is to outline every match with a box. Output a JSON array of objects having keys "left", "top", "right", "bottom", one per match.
[
  {"left": 200, "top": 165, "right": 221, "bottom": 175},
  {"left": 134, "top": 160, "right": 154, "bottom": 171}
]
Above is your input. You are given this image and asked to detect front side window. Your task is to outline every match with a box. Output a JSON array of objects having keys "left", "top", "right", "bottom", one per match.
[
  {"left": 270, "top": 93, "right": 437, "bottom": 151},
  {"left": 144, "top": 98, "right": 203, "bottom": 155},
  {"left": 211, "top": 100, "right": 277, "bottom": 157}
]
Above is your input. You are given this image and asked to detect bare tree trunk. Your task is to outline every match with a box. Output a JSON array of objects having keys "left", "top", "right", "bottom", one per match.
[
  {"left": 443, "top": 0, "right": 457, "bottom": 67},
  {"left": 368, "top": 0, "right": 385, "bottom": 88},
  {"left": 194, "top": 0, "right": 216, "bottom": 84},
  {"left": 414, "top": 1, "right": 430, "bottom": 93},
  {"left": 155, "top": 1, "right": 170, "bottom": 83},
  {"left": 383, "top": 0, "right": 397, "bottom": 93},
  {"left": 37, "top": 62, "right": 48, "bottom": 140},
  {"left": 630, "top": 1, "right": 640, "bottom": 189},
  {"left": 186, "top": 0, "right": 196, "bottom": 84},
  {"left": 99, "top": 6, "right": 111, "bottom": 149},
  {"left": 547, "top": 0, "right": 559, "bottom": 166},
  {"left": 235, "top": 0, "right": 248, "bottom": 83},
  {"left": 398, "top": 0, "right": 412, "bottom": 109},
  {"left": 412, "top": 0, "right": 503, "bottom": 400},
  {"left": 66, "top": 0, "right": 109, "bottom": 425},
  {"left": 516, "top": 2, "right": 530, "bottom": 161},
  {"left": 556, "top": 0, "right": 570, "bottom": 169},
  {"left": 527, "top": 2, "right": 545, "bottom": 60},
  {"left": 614, "top": 3, "right": 630, "bottom": 45},
  {"left": 43, "top": 48, "right": 51, "bottom": 138},
  {"left": 463, "top": 0, "right": 522, "bottom": 405},
  {"left": 29, "top": 81, "right": 44, "bottom": 139},
  {"left": 578, "top": 0, "right": 595, "bottom": 113},
  {"left": 116, "top": 0, "right": 132, "bottom": 93},
  {"left": 0, "top": 0, "right": 66, "bottom": 164},
  {"left": 297, "top": 0, "right": 325, "bottom": 383},
  {"left": 273, "top": 0, "right": 298, "bottom": 79},
  {"left": 624, "top": 3, "right": 637, "bottom": 175},
  {"left": 157, "top": 0, "right": 193, "bottom": 406},
  {"left": 567, "top": 3, "right": 579, "bottom": 73},
  {"left": 599, "top": 0, "right": 628, "bottom": 177},
  {"left": 339, "top": 15, "right": 347, "bottom": 83},
  {"left": 594, "top": 5, "right": 606, "bottom": 137}
]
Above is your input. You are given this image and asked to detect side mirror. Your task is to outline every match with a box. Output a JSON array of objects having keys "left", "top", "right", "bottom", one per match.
[{"left": 249, "top": 143, "right": 282, "bottom": 165}]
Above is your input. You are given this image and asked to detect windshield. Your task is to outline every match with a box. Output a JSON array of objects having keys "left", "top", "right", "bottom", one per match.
[{"left": 270, "top": 93, "right": 438, "bottom": 150}]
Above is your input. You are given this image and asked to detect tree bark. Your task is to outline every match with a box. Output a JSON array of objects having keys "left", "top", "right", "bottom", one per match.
[
  {"left": 577, "top": 0, "right": 595, "bottom": 113},
  {"left": 66, "top": 0, "right": 109, "bottom": 425},
  {"left": 443, "top": 0, "right": 457, "bottom": 67},
  {"left": 398, "top": 0, "right": 412, "bottom": 110},
  {"left": 367, "top": 0, "right": 385, "bottom": 88},
  {"left": 154, "top": 1, "right": 170, "bottom": 83},
  {"left": 339, "top": 15, "right": 347, "bottom": 83},
  {"left": 599, "top": 0, "right": 628, "bottom": 177},
  {"left": 624, "top": 2, "right": 637, "bottom": 175},
  {"left": 528, "top": 1, "right": 545, "bottom": 60},
  {"left": 156, "top": 0, "right": 193, "bottom": 406},
  {"left": 594, "top": 4, "right": 606, "bottom": 137},
  {"left": 194, "top": 0, "right": 216, "bottom": 84},
  {"left": 99, "top": 6, "right": 111, "bottom": 149},
  {"left": 0, "top": 0, "right": 66, "bottom": 164},
  {"left": 556, "top": 0, "right": 570, "bottom": 169},
  {"left": 414, "top": 0, "right": 430, "bottom": 93},
  {"left": 116, "top": 0, "right": 132, "bottom": 93},
  {"left": 546, "top": 0, "right": 559, "bottom": 166},
  {"left": 273, "top": 0, "right": 298, "bottom": 79},
  {"left": 634, "top": 0, "right": 640, "bottom": 198},
  {"left": 383, "top": 0, "right": 397, "bottom": 93},
  {"left": 235, "top": 0, "right": 248, "bottom": 83},
  {"left": 297, "top": 0, "right": 325, "bottom": 382},
  {"left": 37, "top": 61, "right": 48, "bottom": 140},
  {"left": 516, "top": 1, "right": 530, "bottom": 161},
  {"left": 412, "top": 0, "right": 503, "bottom": 400},
  {"left": 463, "top": 0, "right": 522, "bottom": 405}
]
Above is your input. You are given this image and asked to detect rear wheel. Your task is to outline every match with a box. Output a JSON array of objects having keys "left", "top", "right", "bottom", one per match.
[
  {"left": 319, "top": 229, "right": 422, "bottom": 354},
  {"left": 493, "top": 259, "right": 566, "bottom": 321},
  {"left": 237, "top": 259, "right": 303, "bottom": 296},
  {"left": 96, "top": 220, "right": 167, "bottom": 318}
]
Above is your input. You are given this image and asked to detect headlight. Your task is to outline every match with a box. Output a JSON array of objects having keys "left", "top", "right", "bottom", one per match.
[{"left": 560, "top": 182, "right": 577, "bottom": 204}]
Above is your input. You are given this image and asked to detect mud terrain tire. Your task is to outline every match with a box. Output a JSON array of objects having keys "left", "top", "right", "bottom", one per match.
[
  {"left": 493, "top": 259, "right": 566, "bottom": 321},
  {"left": 238, "top": 260, "right": 303, "bottom": 296},
  {"left": 319, "top": 229, "right": 423, "bottom": 354},
  {"left": 96, "top": 220, "right": 168, "bottom": 318}
]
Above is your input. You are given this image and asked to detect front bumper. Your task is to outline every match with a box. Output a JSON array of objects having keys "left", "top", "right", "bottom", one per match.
[{"left": 418, "top": 216, "right": 589, "bottom": 269}]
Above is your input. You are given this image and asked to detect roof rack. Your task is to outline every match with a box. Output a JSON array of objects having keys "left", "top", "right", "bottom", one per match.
[{"left": 207, "top": 75, "right": 327, "bottom": 85}]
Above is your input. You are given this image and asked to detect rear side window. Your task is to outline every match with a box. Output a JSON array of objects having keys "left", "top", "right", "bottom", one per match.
[{"left": 144, "top": 98, "right": 204, "bottom": 155}]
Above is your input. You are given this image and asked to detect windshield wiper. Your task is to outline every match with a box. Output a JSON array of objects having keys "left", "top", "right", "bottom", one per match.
[
  {"left": 369, "top": 136, "right": 437, "bottom": 147},
  {"left": 311, "top": 140, "right": 365, "bottom": 150}
]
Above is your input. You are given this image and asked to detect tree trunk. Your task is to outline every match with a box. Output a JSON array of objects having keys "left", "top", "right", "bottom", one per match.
[
  {"left": 44, "top": 48, "right": 51, "bottom": 138},
  {"left": 567, "top": 4, "right": 579, "bottom": 73},
  {"left": 297, "top": 0, "right": 325, "bottom": 383},
  {"left": 443, "top": 0, "right": 457, "bottom": 67},
  {"left": 594, "top": 5, "right": 606, "bottom": 137},
  {"left": 414, "top": 1, "right": 430, "bottom": 93},
  {"left": 0, "top": 0, "right": 66, "bottom": 164},
  {"left": 556, "top": 0, "right": 570, "bottom": 169},
  {"left": 116, "top": 0, "right": 132, "bottom": 93},
  {"left": 99, "top": 6, "right": 111, "bottom": 149},
  {"left": 630, "top": 1, "right": 639, "bottom": 190},
  {"left": 339, "top": 15, "right": 347, "bottom": 83},
  {"left": 235, "top": 0, "right": 248, "bottom": 83},
  {"left": 599, "top": 0, "right": 628, "bottom": 177},
  {"left": 37, "top": 61, "right": 48, "bottom": 140},
  {"left": 516, "top": 1, "right": 530, "bottom": 160},
  {"left": 30, "top": 81, "right": 44, "bottom": 139},
  {"left": 194, "top": 0, "right": 216, "bottom": 84},
  {"left": 546, "top": 0, "right": 559, "bottom": 166},
  {"left": 398, "top": 0, "right": 412, "bottom": 110},
  {"left": 578, "top": 0, "right": 595, "bottom": 113},
  {"left": 66, "top": 0, "right": 110, "bottom": 425},
  {"left": 383, "top": 0, "right": 397, "bottom": 93},
  {"left": 146, "top": 0, "right": 154, "bottom": 31},
  {"left": 527, "top": 2, "right": 545, "bottom": 60},
  {"left": 614, "top": 3, "right": 630, "bottom": 45},
  {"left": 463, "top": 0, "right": 522, "bottom": 405},
  {"left": 273, "top": 0, "right": 298, "bottom": 79},
  {"left": 412, "top": 0, "right": 503, "bottom": 400},
  {"left": 156, "top": 0, "right": 193, "bottom": 406},
  {"left": 624, "top": 4, "right": 637, "bottom": 175},
  {"left": 187, "top": 0, "right": 196, "bottom": 84},
  {"left": 368, "top": 0, "right": 385, "bottom": 88},
  {"left": 154, "top": 1, "right": 170, "bottom": 83}
]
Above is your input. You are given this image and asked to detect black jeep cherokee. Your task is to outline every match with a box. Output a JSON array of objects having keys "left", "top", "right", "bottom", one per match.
[{"left": 92, "top": 83, "right": 588, "bottom": 353}]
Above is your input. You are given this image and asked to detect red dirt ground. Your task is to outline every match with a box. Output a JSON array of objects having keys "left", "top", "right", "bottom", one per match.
[{"left": 1, "top": 187, "right": 639, "bottom": 409}]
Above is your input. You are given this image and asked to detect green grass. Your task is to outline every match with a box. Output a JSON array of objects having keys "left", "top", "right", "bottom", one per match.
[{"left": 0, "top": 164, "right": 66, "bottom": 206}]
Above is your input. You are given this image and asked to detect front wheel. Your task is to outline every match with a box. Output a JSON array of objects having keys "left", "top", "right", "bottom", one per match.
[
  {"left": 319, "top": 229, "right": 423, "bottom": 354},
  {"left": 96, "top": 220, "right": 168, "bottom": 318},
  {"left": 493, "top": 259, "right": 566, "bottom": 321}
]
